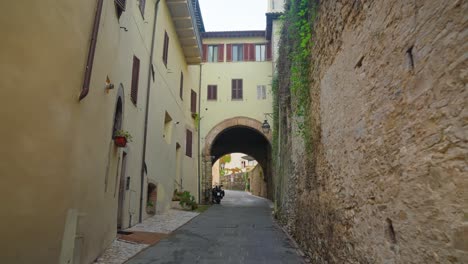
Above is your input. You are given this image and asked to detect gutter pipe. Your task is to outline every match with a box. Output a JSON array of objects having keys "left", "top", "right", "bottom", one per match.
[{"left": 139, "top": 0, "right": 161, "bottom": 223}]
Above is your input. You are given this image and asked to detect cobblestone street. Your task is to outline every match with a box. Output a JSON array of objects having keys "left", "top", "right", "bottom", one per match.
[{"left": 126, "top": 191, "right": 304, "bottom": 264}]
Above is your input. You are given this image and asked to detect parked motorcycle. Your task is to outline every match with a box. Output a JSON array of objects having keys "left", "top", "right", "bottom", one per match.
[{"left": 212, "top": 185, "right": 225, "bottom": 204}]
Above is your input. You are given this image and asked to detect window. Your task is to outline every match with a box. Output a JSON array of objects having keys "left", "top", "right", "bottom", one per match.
[
  {"left": 191, "top": 90, "right": 197, "bottom": 114},
  {"left": 231, "top": 79, "right": 243, "bottom": 100},
  {"left": 207, "top": 85, "right": 217, "bottom": 100},
  {"left": 139, "top": 0, "right": 146, "bottom": 17},
  {"left": 257, "top": 85, "right": 266, "bottom": 100},
  {"left": 208, "top": 45, "right": 218, "bottom": 62},
  {"left": 185, "top": 129, "right": 192, "bottom": 157},
  {"left": 163, "top": 112, "right": 172, "bottom": 144},
  {"left": 115, "top": 0, "right": 126, "bottom": 18},
  {"left": 179, "top": 72, "right": 183, "bottom": 100},
  {"left": 162, "top": 31, "right": 169, "bottom": 66},
  {"left": 232, "top": 44, "right": 243, "bottom": 62},
  {"left": 255, "top": 44, "right": 266, "bottom": 61},
  {"left": 131, "top": 56, "right": 140, "bottom": 105}
]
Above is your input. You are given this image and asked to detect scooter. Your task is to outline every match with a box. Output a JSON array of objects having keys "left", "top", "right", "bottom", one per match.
[{"left": 212, "top": 185, "right": 225, "bottom": 204}]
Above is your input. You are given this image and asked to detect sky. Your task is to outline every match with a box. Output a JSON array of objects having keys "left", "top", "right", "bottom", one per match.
[{"left": 198, "top": 0, "right": 267, "bottom": 31}]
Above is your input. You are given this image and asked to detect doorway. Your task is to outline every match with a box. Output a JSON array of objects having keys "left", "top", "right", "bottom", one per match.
[{"left": 117, "top": 152, "right": 127, "bottom": 229}]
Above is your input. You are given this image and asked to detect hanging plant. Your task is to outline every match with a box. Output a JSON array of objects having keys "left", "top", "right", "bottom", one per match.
[{"left": 114, "top": 130, "right": 133, "bottom": 147}]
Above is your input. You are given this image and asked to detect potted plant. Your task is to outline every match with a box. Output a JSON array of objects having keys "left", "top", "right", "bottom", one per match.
[{"left": 114, "top": 130, "right": 133, "bottom": 147}]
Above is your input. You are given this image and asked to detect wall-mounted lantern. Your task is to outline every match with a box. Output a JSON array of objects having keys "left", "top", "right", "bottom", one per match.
[{"left": 261, "top": 119, "right": 271, "bottom": 134}]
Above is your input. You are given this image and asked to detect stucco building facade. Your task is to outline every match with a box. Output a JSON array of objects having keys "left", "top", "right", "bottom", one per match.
[{"left": 0, "top": 0, "right": 203, "bottom": 263}]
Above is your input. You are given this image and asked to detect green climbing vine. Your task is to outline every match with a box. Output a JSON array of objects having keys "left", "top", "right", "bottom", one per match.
[{"left": 274, "top": 0, "right": 318, "bottom": 154}]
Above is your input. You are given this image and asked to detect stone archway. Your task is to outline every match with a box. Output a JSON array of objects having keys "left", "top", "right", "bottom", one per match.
[{"left": 201, "top": 117, "right": 272, "bottom": 204}]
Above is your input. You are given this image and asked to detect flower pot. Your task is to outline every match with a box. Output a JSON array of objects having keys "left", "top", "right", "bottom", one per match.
[{"left": 114, "top": 136, "right": 127, "bottom": 147}]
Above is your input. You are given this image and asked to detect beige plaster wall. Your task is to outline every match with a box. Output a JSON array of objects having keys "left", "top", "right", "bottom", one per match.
[
  {"left": 200, "top": 36, "right": 273, "bottom": 156},
  {"left": 0, "top": 0, "right": 200, "bottom": 263}
]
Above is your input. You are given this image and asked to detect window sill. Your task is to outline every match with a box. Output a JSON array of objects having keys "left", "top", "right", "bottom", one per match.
[{"left": 231, "top": 99, "right": 243, "bottom": 101}]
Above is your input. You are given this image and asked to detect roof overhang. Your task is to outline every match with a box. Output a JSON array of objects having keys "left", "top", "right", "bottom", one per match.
[
  {"left": 167, "top": 0, "right": 203, "bottom": 64},
  {"left": 202, "top": 30, "right": 266, "bottom": 39},
  {"left": 266, "top": 12, "right": 282, "bottom": 41}
]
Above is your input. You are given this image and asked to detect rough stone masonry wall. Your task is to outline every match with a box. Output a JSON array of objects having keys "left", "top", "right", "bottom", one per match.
[
  {"left": 249, "top": 165, "right": 268, "bottom": 198},
  {"left": 282, "top": 0, "right": 468, "bottom": 263}
]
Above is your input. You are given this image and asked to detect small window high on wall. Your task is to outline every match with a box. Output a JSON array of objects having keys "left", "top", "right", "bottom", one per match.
[
  {"left": 232, "top": 44, "right": 243, "bottom": 62},
  {"left": 232, "top": 79, "right": 243, "bottom": 100},
  {"left": 208, "top": 45, "right": 218, "bottom": 62},
  {"left": 162, "top": 31, "right": 169, "bottom": 66},
  {"left": 207, "top": 85, "right": 217, "bottom": 100},
  {"left": 257, "top": 85, "right": 266, "bottom": 100},
  {"left": 255, "top": 44, "right": 266, "bottom": 61},
  {"left": 185, "top": 129, "right": 192, "bottom": 157},
  {"left": 131, "top": 56, "right": 140, "bottom": 105}
]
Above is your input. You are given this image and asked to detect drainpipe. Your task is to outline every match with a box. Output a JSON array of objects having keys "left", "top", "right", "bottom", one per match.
[
  {"left": 139, "top": 0, "right": 161, "bottom": 223},
  {"left": 79, "top": 0, "right": 104, "bottom": 101},
  {"left": 197, "top": 64, "right": 203, "bottom": 203}
]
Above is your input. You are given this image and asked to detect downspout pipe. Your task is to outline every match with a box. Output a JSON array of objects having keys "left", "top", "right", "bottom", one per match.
[
  {"left": 140, "top": 0, "right": 161, "bottom": 223},
  {"left": 197, "top": 64, "right": 202, "bottom": 203},
  {"left": 79, "top": 0, "right": 104, "bottom": 101}
]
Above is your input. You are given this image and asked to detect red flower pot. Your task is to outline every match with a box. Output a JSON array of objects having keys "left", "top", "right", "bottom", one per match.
[{"left": 114, "top": 136, "right": 127, "bottom": 147}]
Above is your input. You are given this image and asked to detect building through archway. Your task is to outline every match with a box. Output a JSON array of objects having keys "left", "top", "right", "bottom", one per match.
[{"left": 201, "top": 117, "right": 272, "bottom": 203}]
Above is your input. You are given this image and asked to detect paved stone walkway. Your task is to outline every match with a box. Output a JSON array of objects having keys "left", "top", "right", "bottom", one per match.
[
  {"left": 94, "top": 209, "right": 199, "bottom": 264},
  {"left": 126, "top": 190, "right": 304, "bottom": 264}
]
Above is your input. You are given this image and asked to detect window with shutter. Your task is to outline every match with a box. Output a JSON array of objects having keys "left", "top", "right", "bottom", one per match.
[
  {"left": 179, "top": 72, "right": 183, "bottom": 100},
  {"left": 139, "top": 0, "right": 146, "bottom": 17},
  {"left": 163, "top": 31, "right": 169, "bottom": 66},
  {"left": 207, "top": 85, "right": 217, "bottom": 100},
  {"left": 131, "top": 56, "right": 140, "bottom": 105},
  {"left": 185, "top": 129, "right": 192, "bottom": 157},
  {"left": 255, "top": 44, "right": 266, "bottom": 61},
  {"left": 115, "top": 0, "right": 126, "bottom": 10},
  {"left": 232, "top": 45, "right": 243, "bottom": 62},
  {"left": 257, "top": 85, "right": 266, "bottom": 100},
  {"left": 207, "top": 45, "right": 218, "bottom": 62},
  {"left": 191, "top": 90, "right": 197, "bottom": 113},
  {"left": 231, "top": 79, "right": 243, "bottom": 100}
]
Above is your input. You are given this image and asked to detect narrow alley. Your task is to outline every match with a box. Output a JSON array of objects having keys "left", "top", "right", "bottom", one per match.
[
  {"left": 1, "top": 0, "right": 466, "bottom": 263},
  {"left": 127, "top": 190, "right": 303, "bottom": 264}
]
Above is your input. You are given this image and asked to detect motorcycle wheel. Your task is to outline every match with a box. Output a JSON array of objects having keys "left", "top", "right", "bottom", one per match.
[{"left": 216, "top": 198, "right": 221, "bottom": 204}]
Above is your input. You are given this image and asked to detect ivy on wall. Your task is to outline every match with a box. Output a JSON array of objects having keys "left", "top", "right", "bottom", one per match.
[{"left": 273, "top": 0, "right": 318, "bottom": 157}]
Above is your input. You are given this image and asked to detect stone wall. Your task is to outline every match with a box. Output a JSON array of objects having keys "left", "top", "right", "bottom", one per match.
[
  {"left": 276, "top": 0, "right": 468, "bottom": 263},
  {"left": 249, "top": 165, "right": 268, "bottom": 198},
  {"left": 221, "top": 172, "right": 246, "bottom": 191}
]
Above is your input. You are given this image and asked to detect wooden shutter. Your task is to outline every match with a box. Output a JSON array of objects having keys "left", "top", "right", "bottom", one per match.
[
  {"left": 243, "top": 44, "right": 249, "bottom": 61},
  {"left": 179, "top": 72, "right": 183, "bottom": 100},
  {"left": 231, "top": 80, "right": 236, "bottom": 99},
  {"left": 163, "top": 32, "right": 169, "bottom": 66},
  {"left": 257, "top": 85, "right": 261, "bottom": 99},
  {"left": 266, "top": 42, "right": 272, "bottom": 61},
  {"left": 238, "top": 80, "right": 243, "bottom": 99},
  {"left": 185, "top": 130, "right": 192, "bottom": 157},
  {"left": 232, "top": 79, "right": 242, "bottom": 100},
  {"left": 115, "top": 0, "right": 126, "bottom": 11},
  {"left": 131, "top": 56, "right": 140, "bottom": 104},
  {"left": 249, "top": 44, "right": 255, "bottom": 61},
  {"left": 191, "top": 90, "right": 197, "bottom": 113},
  {"left": 139, "top": 0, "right": 146, "bottom": 16},
  {"left": 218, "top": 44, "right": 224, "bottom": 62},
  {"left": 226, "top": 44, "right": 232, "bottom": 62},
  {"left": 202, "top": 44, "right": 208, "bottom": 62},
  {"left": 208, "top": 85, "right": 217, "bottom": 100}
]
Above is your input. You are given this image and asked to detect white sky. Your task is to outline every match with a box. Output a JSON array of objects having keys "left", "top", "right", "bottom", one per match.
[{"left": 198, "top": 0, "right": 267, "bottom": 31}]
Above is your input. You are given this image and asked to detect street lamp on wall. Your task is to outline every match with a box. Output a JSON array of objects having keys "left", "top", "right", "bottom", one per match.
[{"left": 261, "top": 119, "right": 271, "bottom": 134}]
